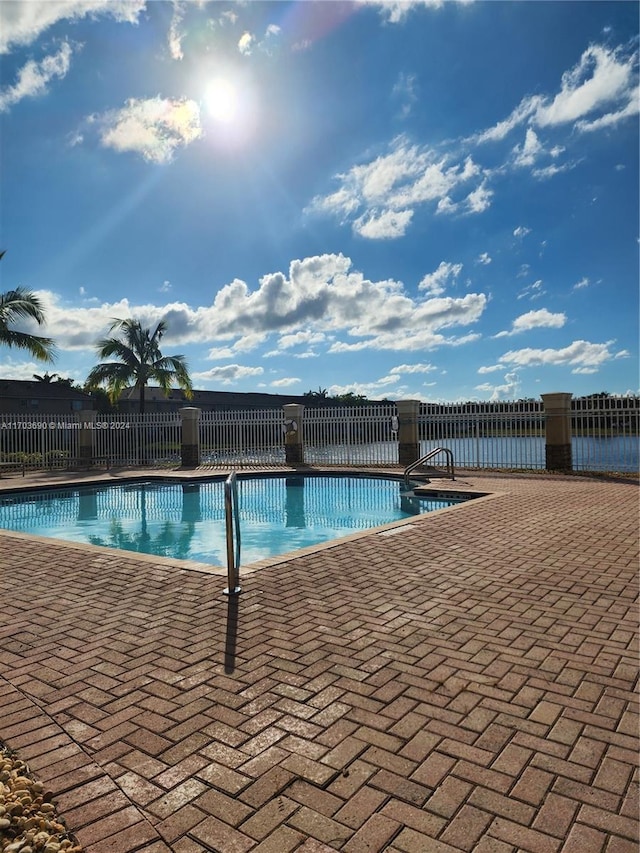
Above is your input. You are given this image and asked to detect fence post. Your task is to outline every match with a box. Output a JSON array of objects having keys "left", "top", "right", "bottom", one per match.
[
  {"left": 396, "top": 399, "right": 420, "bottom": 467},
  {"left": 541, "top": 392, "right": 572, "bottom": 471},
  {"left": 78, "top": 410, "right": 96, "bottom": 463},
  {"left": 180, "top": 407, "right": 201, "bottom": 467},
  {"left": 283, "top": 403, "right": 305, "bottom": 466}
]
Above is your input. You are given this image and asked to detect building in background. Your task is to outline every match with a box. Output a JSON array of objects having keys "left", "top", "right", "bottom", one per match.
[{"left": 0, "top": 380, "right": 95, "bottom": 415}]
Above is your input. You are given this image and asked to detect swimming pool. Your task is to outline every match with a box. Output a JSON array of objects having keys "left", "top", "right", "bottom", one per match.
[{"left": 0, "top": 474, "right": 464, "bottom": 566}]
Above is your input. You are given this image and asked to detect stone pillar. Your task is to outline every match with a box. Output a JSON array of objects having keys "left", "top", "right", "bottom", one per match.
[
  {"left": 541, "top": 392, "right": 572, "bottom": 471},
  {"left": 283, "top": 403, "right": 305, "bottom": 467},
  {"left": 78, "top": 410, "right": 96, "bottom": 463},
  {"left": 396, "top": 400, "right": 420, "bottom": 467},
  {"left": 180, "top": 407, "right": 201, "bottom": 467}
]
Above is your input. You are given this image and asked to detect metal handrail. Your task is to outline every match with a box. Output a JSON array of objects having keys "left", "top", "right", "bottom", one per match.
[
  {"left": 223, "top": 471, "right": 242, "bottom": 596},
  {"left": 404, "top": 447, "right": 455, "bottom": 487}
]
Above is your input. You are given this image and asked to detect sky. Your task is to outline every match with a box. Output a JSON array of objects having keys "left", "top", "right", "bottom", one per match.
[{"left": 0, "top": 0, "right": 638, "bottom": 403}]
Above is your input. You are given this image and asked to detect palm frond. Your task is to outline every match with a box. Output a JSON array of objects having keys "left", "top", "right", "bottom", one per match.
[
  {"left": 0, "top": 288, "right": 48, "bottom": 325},
  {"left": 0, "top": 328, "right": 56, "bottom": 362}
]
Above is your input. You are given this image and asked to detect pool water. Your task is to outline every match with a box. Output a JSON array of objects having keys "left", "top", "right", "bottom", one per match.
[{"left": 0, "top": 475, "right": 462, "bottom": 566}]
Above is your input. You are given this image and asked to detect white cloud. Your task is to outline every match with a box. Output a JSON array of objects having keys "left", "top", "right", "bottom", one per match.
[
  {"left": 206, "top": 333, "right": 266, "bottom": 360},
  {"left": 31, "top": 253, "right": 488, "bottom": 359},
  {"left": 532, "top": 161, "right": 575, "bottom": 180},
  {"left": 0, "top": 0, "right": 145, "bottom": 53},
  {"left": 572, "top": 277, "right": 590, "bottom": 291},
  {"left": 479, "top": 342, "right": 618, "bottom": 386},
  {"left": 513, "top": 225, "right": 531, "bottom": 239},
  {"left": 327, "top": 322, "right": 484, "bottom": 354},
  {"left": 191, "top": 365, "right": 264, "bottom": 385},
  {"left": 464, "top": 181, "right": 493, "bottom": 213},
  {"left": 494, "top": 308, "right": 566, "bottom": 338},
  {"left": 277, "top": 331, "right": 326, "bottom": 350},
  {"left": 354, "top": 209, "right": 414, "bottom": 239},
  {"left": 356, "top": 0, "right": 451, "bottom": 24},
  {"left": 477, "top": 252, "right": 492, "bottom": 265},
  {"left": 474, "top": 96, "right": 542, "bottom": 144},
  {"left": 498, "top": 339, "right": 616, "bottom": 370},
  {"left": 206, "top": 345, "right": 236, "bottom": 360},
  {"left": 308, "top": 40, "right": 636, "bottom": 242},
  {"left": 326, "top": 378, "right": 400, "bottom": 399},
  {"left": 511, "top": 308, "right": 566, "bottom": 331},
  {"left": 510, "top": 126, "right": 569, "bottom": 177},
  {"left": 436, "top": 196, "right": 456, "bottom": 215},
  {"left": 308, "top": 139, "right": 487, "bottom": 239},
  {"left": 517, "top": 279, "right": 545, "bottom": 301},
  {"left": 237, "top": 25, "right": 280, "bottom": 56},
  {"left": 238, "top": 32, "right": 254, "bottom": 55},
  {"left": 218, "top": 10, "right": 238, "bottom": 26},
  {"left": 392, "top": 71, "right": 418, "bottom": 118},
  {"left": 475, "top": 43, "right": 638, "bottom": 145},
  {"left": 20, "top": 291, "right": 134, "bottom": 350},
  {"left": 168, "top": 1, "right": 185, "bottom": 61},
  {"left": 419, "top": 261, "right": 463, "bottom": 296},
  {"left": 475, "top": 371, "right": 521, "bottom": 401},
  {"left": 577, "top": 85, "right": 640, "bottom": 131},
  {"left": 0, "top": 358, "right": 50, "bottom": 381},
  {"left": 373, "top": 374, "right": 402, "bottom": 386},
  {"left": 536, "top": 44, "right": 637, "bottom": 128},
  {"left": 389, "top": 363, "right": 437, "bottom": 374},
  {"left": 271, "top": 377, "right": 300, "bottom": 388},
  {"left": 0, "top": 42, "right": 72, "bottom": 112},
  {"left": 233, "top": 333, "right": 268, "bottom": 353},
  {"left": 99, "top": 97, "right": 202, "bottom": 163},
  {"left": 513, "top": 127, "right": 543, "bottom": 168}
]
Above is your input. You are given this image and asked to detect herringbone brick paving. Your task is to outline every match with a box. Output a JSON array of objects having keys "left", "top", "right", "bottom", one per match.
[{"left": 0, "top": 471, "right": 637, "bottom": 852}]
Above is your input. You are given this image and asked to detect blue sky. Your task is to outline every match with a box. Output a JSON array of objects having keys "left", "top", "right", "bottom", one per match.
[{"left": 0, "top": 0, "right": 638, "bottom": 402}]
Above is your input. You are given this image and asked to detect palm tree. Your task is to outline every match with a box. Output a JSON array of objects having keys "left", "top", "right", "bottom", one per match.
[
  {"left": 304, "top": 387, "right": 329, "bottom": 399},
  {"left": 0, "top": 260, "right": 56, "bottom": 360},
  {"left": 86, "top": 318, "right": 193, "bottom": 414}
]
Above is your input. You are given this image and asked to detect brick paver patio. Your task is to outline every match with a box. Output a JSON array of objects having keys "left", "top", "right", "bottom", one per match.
[{"left": 0, "top": 470, "right": 638, "bottom": 852}]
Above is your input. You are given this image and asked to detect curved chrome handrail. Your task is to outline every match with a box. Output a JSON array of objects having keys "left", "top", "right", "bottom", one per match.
[
  {"left": 223, "top": 471, "right": 242, "bottom": 596},
  {"left": 404, "top": 447, "right": 455, "bottom": 487}
]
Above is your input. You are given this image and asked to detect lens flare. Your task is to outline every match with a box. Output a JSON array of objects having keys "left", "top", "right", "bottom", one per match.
[{"left": 204, "top": 78, "right": 238, "bottom": 123}]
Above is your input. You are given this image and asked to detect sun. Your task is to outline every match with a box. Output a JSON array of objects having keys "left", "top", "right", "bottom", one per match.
[{"left": 204, "top": 78, "right": 238, "bottom": 124}]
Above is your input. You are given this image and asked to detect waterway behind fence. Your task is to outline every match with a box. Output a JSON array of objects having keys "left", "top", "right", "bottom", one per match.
[
  {"left": 0, "top": 397, "right": 638, "bottom": 475},
  {"left": 304, "top": 436, "right": 638, "bottom": 473}
]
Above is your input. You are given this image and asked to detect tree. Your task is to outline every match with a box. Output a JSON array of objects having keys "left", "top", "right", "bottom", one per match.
[
  {"left": 83, "top": 384, "right": 117, "bottom": 414},
  {"left": 0, "top": 252, "right": 56, "bottom": 362},
  {"left": 304, "top": 387, "right": 329, "bottom": 399},
  {"left": 331, "top": 391, "right": 368, "bottom": 404},
  {"left": 86, "top": 318, "right": 193, "bottom": 414},
  {"left": 33, "top": 373, "right": 80, "bottom": 389},
  {"left": 53, "top": 376, "right": 78, "bottom": 389}
]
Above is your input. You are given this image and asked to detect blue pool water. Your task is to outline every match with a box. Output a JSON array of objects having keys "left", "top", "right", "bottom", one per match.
[{"left": 0, "top": 475, "right": 462, "bottom": 565}]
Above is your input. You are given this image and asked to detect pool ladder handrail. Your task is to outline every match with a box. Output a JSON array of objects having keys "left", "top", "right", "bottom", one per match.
[
  {"left": 404, "top": 447, "right": 455, "bottom": 487},
  {"left": 223, "top": 471, "right": 242, "bottom": 596}
]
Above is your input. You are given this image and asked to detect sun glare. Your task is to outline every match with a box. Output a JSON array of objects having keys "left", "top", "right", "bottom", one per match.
[{"left": 204, "top": 78, "right": 238, "bottom": 123}]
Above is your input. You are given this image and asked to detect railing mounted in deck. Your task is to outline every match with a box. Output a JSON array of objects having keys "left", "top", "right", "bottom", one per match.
[{"left": 223, "top": 471, "right": 242, "bottom": 596}]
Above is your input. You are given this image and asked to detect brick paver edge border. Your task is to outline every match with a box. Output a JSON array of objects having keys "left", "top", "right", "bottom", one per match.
[{"left": 0, "top": 676, "right": 164, "bottom": 850}]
